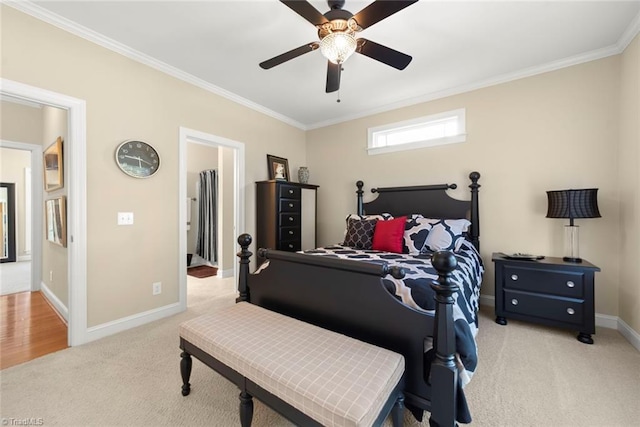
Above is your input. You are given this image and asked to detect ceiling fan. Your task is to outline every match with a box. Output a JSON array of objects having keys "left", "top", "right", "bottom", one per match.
[{"left": 259, "top": 0, "right": 419, "bottom": 93}]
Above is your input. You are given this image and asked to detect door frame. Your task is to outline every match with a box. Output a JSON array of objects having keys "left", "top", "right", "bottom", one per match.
[
  {"left": 1, "top": 78, "right": 88, "bottom": 346},
  {"left": 178, "top": 127, "right": 245, "bottom": 310}
]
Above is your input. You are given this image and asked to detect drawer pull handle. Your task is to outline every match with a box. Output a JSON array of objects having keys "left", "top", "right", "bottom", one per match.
[
  {"left": 567, "top": 308, "right": 575, "bottom": 315},
  {"left": 289, "top": 217, "right": 293, "bottom": 221},
  {"left": 566, "top": 281, "right": 575, "bottom": 288},
  {"left": 289, "top": 230, "right": 294, "bottom": 235},
  {"left": 511, "top": 299, "right": 518, "bottom": 306},
  {"left": 289, "top": 189, "right": 294, "bottom": 194},
  {"left": 288, "top": 244, "right": 294, "bottom": 249},
  {"left": 511, "top": 274, "right": 518, "bottom": 281},
  {"left": 289, "top": 203, "right": 294, "bottom": 208}
]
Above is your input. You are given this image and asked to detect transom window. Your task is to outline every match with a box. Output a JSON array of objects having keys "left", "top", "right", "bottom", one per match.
[{"left": 367, "top": 108, "right": 466, "bottom": 155}]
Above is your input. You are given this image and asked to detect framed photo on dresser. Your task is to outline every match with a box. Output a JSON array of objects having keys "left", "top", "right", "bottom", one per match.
[{"left": 267, "top": 154, "right": 289, "bottom": 181}]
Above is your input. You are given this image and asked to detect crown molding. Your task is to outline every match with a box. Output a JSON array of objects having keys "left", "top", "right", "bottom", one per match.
[
  {"left": 3, "top": 0, "right": 307, "bottom": 130},
  {"left": 617, "top": 10, "right": 640, "bottom": 52},
  {"left": 306, "top": 42, "right": 623, "bottom": 129}
]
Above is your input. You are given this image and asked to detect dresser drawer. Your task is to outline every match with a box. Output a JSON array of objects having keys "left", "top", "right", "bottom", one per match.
[
  {"left": 279, "top": 213, "right": 300, "bottom": 227},
  {"left": 503, "top": 290, "right": 584, "bottom": 325},
  {"left": 279, "top": 185, "right": 301, "bottom": 200},
  {"left": 503, "top": 266, "right": 584, "bottom": 298},
  {"left": 278, "top": 240, "right": 301, "bottom": 252},
  {"left": 279, "top": 199, "right": 300, "bottom": 213},
  {"left": 279, "top": 227, "right": 299, "bottom": 242}
]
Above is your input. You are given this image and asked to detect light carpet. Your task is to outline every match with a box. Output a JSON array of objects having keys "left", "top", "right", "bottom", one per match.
[{"left": 1, "top": 276, "right": 638, "bottom": 426}]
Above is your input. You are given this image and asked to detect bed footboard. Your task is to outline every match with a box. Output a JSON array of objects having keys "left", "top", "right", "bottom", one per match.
[{"left": 236, "top": 234, "right": 460, "bottom": 427}]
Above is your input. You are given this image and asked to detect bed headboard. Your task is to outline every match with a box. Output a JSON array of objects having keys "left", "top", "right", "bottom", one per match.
[{"left": 356, "top": 171, "right": 481, "bottom": 250}]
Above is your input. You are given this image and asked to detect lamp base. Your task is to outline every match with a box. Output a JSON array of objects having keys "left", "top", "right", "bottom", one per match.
[{"left": 563, "top": 256, "right": 583, "bottom": 263}]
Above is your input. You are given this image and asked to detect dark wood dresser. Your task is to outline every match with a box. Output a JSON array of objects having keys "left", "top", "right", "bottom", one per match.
[
  {"left": 256, "top": 180, "right": 319, "bottom": 253},
  {"left": 493, "top": 253, "right": 600, "bottom": 344}
]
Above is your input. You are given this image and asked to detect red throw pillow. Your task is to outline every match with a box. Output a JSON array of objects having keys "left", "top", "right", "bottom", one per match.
[{"left": 372, "top": 216, "right": 407, "bottom": 253}]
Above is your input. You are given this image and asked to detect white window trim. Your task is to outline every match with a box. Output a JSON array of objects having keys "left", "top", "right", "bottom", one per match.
[{"left": 367, "top": 108, "right": 466, "bottom": 155}]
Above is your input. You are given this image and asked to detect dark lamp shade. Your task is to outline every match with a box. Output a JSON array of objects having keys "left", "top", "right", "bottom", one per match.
[{"left": 546, "top": 189, "right": 601, "bottom": 219}]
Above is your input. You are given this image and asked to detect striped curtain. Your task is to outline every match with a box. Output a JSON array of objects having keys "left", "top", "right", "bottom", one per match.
[{"left": 196, "top": 169, "right": 217, "bottom": 263}]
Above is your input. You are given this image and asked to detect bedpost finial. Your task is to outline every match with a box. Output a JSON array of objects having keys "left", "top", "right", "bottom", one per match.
[
  {"left": 469, "top": 171, "right": 480, "bottom": 183},
  {"left": 356, "top": 181, "right": 364, "bottom": 190},
  {"left": 238, "top": 233, "right": 252, "bottom": 248},
  {"left": 432, "top": 251, "right": 457, "bottom": 275}
]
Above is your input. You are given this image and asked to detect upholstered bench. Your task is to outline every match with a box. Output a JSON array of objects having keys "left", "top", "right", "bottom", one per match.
[{"left": 179, "top": 302, "right": 405, "bottom": 427}]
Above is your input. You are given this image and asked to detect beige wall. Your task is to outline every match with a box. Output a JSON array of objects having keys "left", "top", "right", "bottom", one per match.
[
  {"left": 1, "top": 101, "right": 43, "bottom": 144},
  {"left": 0, "top": 147, "right": 31, "bottom": 257},
  {"left": 1, "top": 6, "right": 305, "bottom": 327},
  {"left": 618, "top": 34, "right": 640, "bottom": 333},
  {"left": 41, "top": 105, "right": 68, "bottom": 307},
  {"left": 0, "top": 101, "right": 43, "bottom": 259},
  {"left": 307, "top": 56, "right": 623, "bottom": 317}
]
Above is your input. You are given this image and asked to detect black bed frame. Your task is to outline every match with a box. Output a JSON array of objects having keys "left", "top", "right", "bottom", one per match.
[{"left": 234, "top": 172, "right": 481, "bottom": 426}]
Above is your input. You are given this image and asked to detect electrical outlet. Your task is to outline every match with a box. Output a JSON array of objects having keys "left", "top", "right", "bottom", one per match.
[
  {"left": 117, "top": 212, "right": 134, "bottom": 225},
  {"left": 152, "top": 282, "right": 162, "bottom": 295}
]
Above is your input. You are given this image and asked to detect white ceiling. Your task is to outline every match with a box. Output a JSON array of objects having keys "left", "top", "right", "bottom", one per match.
[{"left": 15, "top": 0, "right": 640, "bottom": 129}]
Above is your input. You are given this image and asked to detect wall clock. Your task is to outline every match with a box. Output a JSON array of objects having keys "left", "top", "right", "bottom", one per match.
[{"left": 115, "top": 140, "right": 160, "bottom": 178}]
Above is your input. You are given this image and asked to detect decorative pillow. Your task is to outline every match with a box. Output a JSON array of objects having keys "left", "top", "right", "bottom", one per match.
[
  {"left": 344, "top": 213, "right": 393, "bottom": 238},
  {"left": 423, "top": 219, "right": 471, "bottom": 252},
  {"left": 372, "top": 216, "right": 407, "bottom": 253},
  {"left": 403, "top": 217, "right": 438, "bottom": 254},
  {"left": 343, "top": 218, "right": 378, "bottom": 249},
  {"left": 345, "top": 213, "right": 393, "bottom": 222}
]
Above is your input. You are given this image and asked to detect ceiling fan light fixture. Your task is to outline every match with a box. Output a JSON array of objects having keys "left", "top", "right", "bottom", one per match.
[{"left": 320, "top": 31, "right": 357, "bottom": 64}]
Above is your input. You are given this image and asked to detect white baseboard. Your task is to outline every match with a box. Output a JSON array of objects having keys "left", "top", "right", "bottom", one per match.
[
  {"left": 480, "top": 294, "right": 495, "bottom": 307},
  {"left": 86, "top": 302, "right": 184, "bottom": 343},
  {"left": 618, "top": 317, "right": 640, "bottom": 352},
  {"left": 479, "top": 294, "right": 639, "bottom": 351},
  {"left": 40, "top": 281, "right": 68, "bottom": 322},
  {"left": 220, "top": 268, "right": 234, "bottom": 278}
]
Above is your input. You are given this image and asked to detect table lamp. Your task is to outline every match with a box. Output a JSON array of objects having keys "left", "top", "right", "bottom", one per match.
[{"left": 546, "top": 188, "right": 601, "bottom": 263}]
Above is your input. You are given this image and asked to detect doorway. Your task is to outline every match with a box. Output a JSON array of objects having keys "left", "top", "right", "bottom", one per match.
[
  {"left": 178, "top": 127, "right": 245, "bottom": 311},
  {"left": 1, "top": 78, "right": 87, "bottom": 347}
]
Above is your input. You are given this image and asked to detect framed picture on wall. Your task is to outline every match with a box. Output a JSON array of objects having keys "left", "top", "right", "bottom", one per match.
[
  {"left": 267, "top": 154, "right": 289, "bottom": 181},
  {"left": 43, "top": 137, "right": 64, "bottom": 191},
  {"left": 45, "top": 196, "right": 66, "bottom": 247}
]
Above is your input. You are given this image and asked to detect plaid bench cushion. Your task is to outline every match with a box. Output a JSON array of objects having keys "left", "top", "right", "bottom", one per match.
[{"left": 179, "top": 302, "right": 404, "bottom": 427}]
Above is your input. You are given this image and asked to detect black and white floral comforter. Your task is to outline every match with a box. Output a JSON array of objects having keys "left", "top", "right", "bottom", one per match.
[{"left": 301, "top": 239, "right": 484, "bottom": 387}]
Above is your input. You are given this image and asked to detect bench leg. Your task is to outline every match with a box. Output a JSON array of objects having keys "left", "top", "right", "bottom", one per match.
[
  {"left": 391, "top": 394, "right": 405, "bottom": 427},
  {"left": 180, "top": 351, "right": 192, "bottom": 396},
  {"left": 239, "top": 391, "right": 254, "bottom": 427}
]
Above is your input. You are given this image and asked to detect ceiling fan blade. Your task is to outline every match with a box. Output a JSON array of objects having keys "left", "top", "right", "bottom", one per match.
[
  {"left": 260, "top": 43, "right": 318, "bottom": 69},
  {"left": 352, "top": 0, "right": 418, "bottom": 30},
  {"left": 326, "top": 61, "right": 341, "bottom": 93},
  {"left": 356, "top": 38, "right": 412, "bottom": 70},
  {"left": 280, "top": 0, "right": 329, "bottom": 26}
]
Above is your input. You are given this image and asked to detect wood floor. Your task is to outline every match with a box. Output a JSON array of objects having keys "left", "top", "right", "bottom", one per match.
[{"left": 1, "top": 291, "right": 68, "bottom": 370}]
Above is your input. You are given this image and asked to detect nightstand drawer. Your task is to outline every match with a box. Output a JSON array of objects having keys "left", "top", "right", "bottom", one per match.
[
  {"left": 503, "top": 266, "right": 584, "bottom": 298},
  {"left": 503, "top": 290, "right": 584, "bottom": 325}
]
